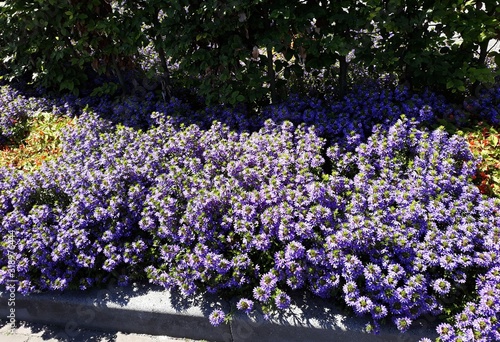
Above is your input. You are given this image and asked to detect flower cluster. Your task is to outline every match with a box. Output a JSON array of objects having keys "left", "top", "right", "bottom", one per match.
[
  {"left": 327, "top": 117, "right": 500, "bottom": 338},
  {"left": 436, "top": 245, "right": 500, "bottom": 341},
  {"left": 175, "top": 81, "right": 474, "bottom": 153},
  {"left": 1, "top": 80, "right": 500, "bottom": 341},
  {"left": 464, "top": 84, "right": 500, "bottom": 125}
]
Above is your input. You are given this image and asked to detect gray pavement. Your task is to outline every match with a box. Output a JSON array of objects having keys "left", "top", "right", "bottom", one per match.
[
  {"left": 1, "top": 284, "right": 439, "bottom": 342},
  {"left": 0, "top": 320, "right": 210, "bottom": 342}
]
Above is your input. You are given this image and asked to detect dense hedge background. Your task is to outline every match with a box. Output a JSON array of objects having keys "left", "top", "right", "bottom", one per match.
[{"left": 1, "top": 0, "right": 499, "bottom": 105}]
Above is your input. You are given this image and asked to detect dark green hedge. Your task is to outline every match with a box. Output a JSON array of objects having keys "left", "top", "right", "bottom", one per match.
[{"left": 1, "top": 0, "right": 498, "bottom": 104}]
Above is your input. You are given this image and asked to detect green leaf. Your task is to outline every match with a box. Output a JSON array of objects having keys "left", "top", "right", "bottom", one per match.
[
  {"left": 491, "top": 135, "right": 499, "bottom": 147},
  {"left": 478, "top": 32, "right": 488, "bottom": 42},
  {"left": 196, "top": 33, "right": 207, "bottom": 41},
  {"left": 59, "top": 80, "right": 74, "bottom": 92}
]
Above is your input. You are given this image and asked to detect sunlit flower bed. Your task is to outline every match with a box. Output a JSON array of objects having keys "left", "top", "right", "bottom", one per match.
[{"left": 1, "top": 82, "right": 500, "bottom": 341}]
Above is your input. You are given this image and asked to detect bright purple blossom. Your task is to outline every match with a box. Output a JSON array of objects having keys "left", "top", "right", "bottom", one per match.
[
  {"left": 236, "top": 298, "right": 254, "bottom": 313},
  {"left": 274, "top": 292, "right": 292, "bottom": 310},
  {"left": 209, "top": 309, "right": 225, "bottom": 326},
  {"left": 395, "top": 317, "right": 412, "bottom": 332},
  {"left": 432, "top": 278, "right": 451, "bottom": 295}
]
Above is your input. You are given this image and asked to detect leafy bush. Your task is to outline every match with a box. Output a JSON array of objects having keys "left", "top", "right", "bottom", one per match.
[
  {"left": 363, "top": 0, "right": 500, "bottom": 96},
  {"left": 0, "top": 0, "right": 142, "bottom": 94},
  {"left": 460, "top": 122, "right": 500, "bottom": 197},
  {"left": 0, "top": 111, "right": 73, "bottom": 171},
  {"left": 1, "top": 1, "right": 498, "bottom": 104}
]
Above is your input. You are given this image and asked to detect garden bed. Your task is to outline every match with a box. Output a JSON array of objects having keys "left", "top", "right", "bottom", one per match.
[{"left": 1, "top": 81, "right": 500, "bottom": 342}]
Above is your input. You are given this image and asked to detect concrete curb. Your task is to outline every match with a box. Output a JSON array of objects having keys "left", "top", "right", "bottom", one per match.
[{"left": 1, "top": 284, "right": 439, "bottom": 342}]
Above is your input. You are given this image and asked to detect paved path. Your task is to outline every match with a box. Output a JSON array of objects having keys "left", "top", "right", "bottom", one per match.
[
  {"left": 1, "top": 284, "right": 438, "bottom": 342},
  {"left": 0, "top": 320, "right": 211, "bottom": 342}
]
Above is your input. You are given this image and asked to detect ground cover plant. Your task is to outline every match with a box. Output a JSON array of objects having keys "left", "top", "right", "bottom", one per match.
[{"left": 1, "top": 78, "right": 500, "bottom": 342}]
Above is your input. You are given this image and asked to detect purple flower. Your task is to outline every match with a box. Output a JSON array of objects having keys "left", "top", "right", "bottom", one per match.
[
  {"left": 209, "top": 309, "right": 225, "bottom": 326},
  {"left": 274, "top": 292, "right": 291, "bottom": 310},
  {"left": 432, "top": 278, "right": 451, "bottom": 295},
  {"left": 117, "top": 275, "right": 129, "bottom": 287},
  {"left": 436, "top": 323, "right": 455, "bottom": 341},
  {"left": 236, "top": 298, "right": 254, "bottom": 313},
  {"left": 285, "top": 241, "right": 306, "bottom": 260},
  {"left": 353, "top": 296, "right": 373, "bottom": 314},
  {"left": 253, "top": 286, "right": 271, "bottom": 302},
  {"left": 260, "top": 272, "right": 278, "bottom": 291},
  {"left": 395, "top": 317, "right": 412, "bottom": 332},
  {"left": 371, "top": 305, "right": 388, "bottom": 319}
]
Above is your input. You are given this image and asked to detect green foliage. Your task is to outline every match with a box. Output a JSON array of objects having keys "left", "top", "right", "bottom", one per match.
[
  {"left": 156, "top": 1, "right": 284, "bottom": 105},
  {"left": 154, "top": 0, "right": 374, "bottom": 105},
  {"left": 362, "top": 0, "right": 499, "bottom": 95},
  {"left": 0, "top": 111, "right": 73, "bottom": 172},
  {"left": 459, "top": 122, "right": 500, "bottom": 197},
  {"left": 0, "top": 0, "right": 143, "bottom": 94},
  {"left": 1, "top": 0, "right": 498, "bottom": 103}
]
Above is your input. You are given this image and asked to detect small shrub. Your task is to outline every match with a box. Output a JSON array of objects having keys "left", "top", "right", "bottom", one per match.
[
  {"left": 0, "top": 111, "right": 73, "bottom": 172},
  {"left": 461, "top": 122, "right": 500, "bottom": 197}
]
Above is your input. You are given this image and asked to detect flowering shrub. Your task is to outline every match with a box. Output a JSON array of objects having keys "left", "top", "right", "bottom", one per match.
[
  {"left": 1, "top": 79, "right": 500, "bottom": 341},
  {"left": 1, "top": 100, "right": 499, "bottom": 341},
  {"left": 327, "top": 118, "right": 500, "bottom": 338}
]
